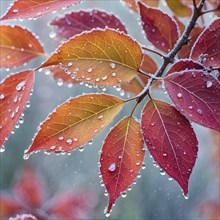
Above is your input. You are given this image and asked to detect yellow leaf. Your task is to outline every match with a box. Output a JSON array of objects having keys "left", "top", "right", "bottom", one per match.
[
  {"left": 39, "top": 29, "right": 142, "bottom": 86},
  {"left": 25, "top": 94, "right": 124, "bottom": 155}
]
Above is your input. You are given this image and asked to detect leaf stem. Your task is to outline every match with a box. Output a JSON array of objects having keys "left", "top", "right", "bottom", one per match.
[
  {"left": 142, "top": 46, "right": 165, "bottom": 58},
  {"left": 135, "top": 0, "right": 206, "bottom": 103}
]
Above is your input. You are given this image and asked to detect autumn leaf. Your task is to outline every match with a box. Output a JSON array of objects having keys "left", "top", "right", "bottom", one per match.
[
  {"left": 179, "top": 26, "right": 203, "bottom": 59},
  {"left": 190, "top": 18, "right": 220, "bottom": 69},
  {"left": 0, "top": 70, "right": 35, "bottom": 150},
  {"left": 122, "top": 54, "right": 157, "bottom": 94},
  {"left": 138, "top": 1, "right": 179, "bottom": 53},
  {"left": 49, "top": 65, "right": 78, "bottom": 85},
  {"left": 166, "top": 59, "right": 204, "bottom": 75},
  {"left": 141, "top": 99, "right": 198, "bottom": 195},
  {"left": 25, "top": 94, "right": 124, "bottom": 155},
  {"left": 0, "top": 196, "right": 21, "bottom": 219},
  {"left": 9, "top": 214, "right": 37, "bottom": 220},
  {"left": 122, "top": 0, "right": 159, "bottom": 12},
  {"left": 166, "top": 0, "right": 192, "bottom": 17},
  {"left": 12, "top": 165, "right": 45, "bottom": 208},
  {"left": 39, "top": 29, "right": 142, "bottom": 86},
  {"left": 0, "top": 0, "right": 82, "bottom": 20},
  {"left": 0, "top": 25, "right": 44, "bottom": 68},
  {"left": 100, "top": 116, "right": 144, "bottom": 214},
  {"left": 51, "top": 10, "right": 127, "bottom": 40},
  {"left": 164, "top": 70, "right": 220, "bottom": 131}
]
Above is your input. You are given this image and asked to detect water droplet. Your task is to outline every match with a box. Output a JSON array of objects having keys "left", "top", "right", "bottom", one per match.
[
  {"left": 67, "top": 62, "right": 73, "bottom": 67},
  {"left": 137, "top": 172, "right": 141, "bottom": 178},
  {"left": 57, "top": 79, "right": 63, "bottom": 86},
  {"left": 0, "top": 94, "right": 5, "bottom": 100},
  {"left": 112, "top": 72, "right": 117, "bottom": 77},
  {"left": 58, "top": 136, "right": 64, "bottom": 141},
  {"left": 168, "top": 176, "right": 173, "bottom": 181},
  {"left": 26, "top": 101, "right": 31, "bottom": 108},
  {"left": 121, "top": 191, "right": 127, "bottom": 198},
  {"left": 87, "top": 67, "right": 93, "bottom": 73},
  {"left": 102, "top": 75, "right": 107, "bottom": 80},
  {"left": 108, "top": 163, "right": 116, "bottom": 172},
  {"left": 206, "top": 80, "right": 212, "bottom": 88},
  {"left": 16, "top": 81, "right": 26, "bottom": 91},
  {"left": 160, "top": 169, "right": 166, "bottom": 175},
  {"left": 0, "top": 147, "right": 5, "bottom": 153},
  {"left": 49, "top": 32, "right": 56, "bottom": 38},
  {"left": 13, "top": 9, "right": 19, "bottom": 13},
  {"left": 197, "top": 109, "right": 203, "bottom": 114},
  {"left": 88, "top": 140, "right": 93, "bottom": 145},
  {"left": 19, "top": 117, "right": 24, "bottom": 124},
  {"left": 104, "top": 190, "right": 108, "bottom": 196},
  {"left": 79, "top": 146, "right": 84, "bottom": 152},
  {"left": 142, "top": 163, "right": 146, "bottom": 170},
  {"left": 98, "top": 115, "right": 103, "bottom": 120},
  {"left": 110, "top": 63, "right": 116, "bottom": 69},
  {"left": 73, "top": 137, "right": 78, "bottom": 142},
  {"left": 50, "top": 146, "right": 56, "bottom": 150},
  {"left": 66, "top": 138, "right": 72, "bottom": 144},
  {"left": 188, "top": 106, "right": 193, "bottom": 110},
  {"left": 183, "top": 194, "right": 189, "bottom": 200},
  {"left": 177, "top": 92, "right": 182, "bottom": 98},
  {"left": 163, "top": 153, "right": 167, "bottom": 157},
  {"left": 23, "top": 153, "right": 29, "bottom": 160}
]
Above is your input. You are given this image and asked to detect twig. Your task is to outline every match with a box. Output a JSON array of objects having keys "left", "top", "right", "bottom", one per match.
[
  {"left": 135, "top": 0, "right": 206, "bottom": 103},
  {"left": 142, "top": 46, "right": 165, "bottom": 58}
]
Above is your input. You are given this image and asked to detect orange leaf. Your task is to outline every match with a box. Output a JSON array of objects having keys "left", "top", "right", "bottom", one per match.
[
  {"left": 0, "top": 0, "right": 81, "bottom": 20},
  {"left": 49, "top": 65, "right": 79, "bottom": 85},
  {"left": 122, "top": 0, "right": 159, "bottom": 12},
  {"left": 122, "top": 53, "right": 156, "bottom": 95},
  {"left": 0, "top": 25, "right": 44, "bottom": 68},
  {"left": 100, "top": 116, "right": 144, "bottom": 214},
  {"left": 39, "top": 29, "right": 142, "bottom": 86},
  {"left": 25, "top": 94, "right": 124, "bottom": 155},
  {"left": 0, "top": 70, "right": 34, "bottom": 150},
  {"left": 166, "top": 0, "right": 192, "bottom": 17}
]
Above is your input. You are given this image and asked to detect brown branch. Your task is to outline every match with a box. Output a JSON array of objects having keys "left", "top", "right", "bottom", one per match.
[{"left": 135, "top": 0, "right": 206, "bottom": 103}]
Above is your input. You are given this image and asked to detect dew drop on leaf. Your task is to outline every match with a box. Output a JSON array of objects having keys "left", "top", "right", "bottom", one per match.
[
  {"left": 177, "top": 92, "right": 182, "bottom": 98},
  {"left": 108, "top": 163, "right": 116, "bottom": 172},
  {"left": 16, "top": 81, "right": 26, "bottom": 91},
  {"left": 206, "top": 80, "right": 212, "bottom": 88}
]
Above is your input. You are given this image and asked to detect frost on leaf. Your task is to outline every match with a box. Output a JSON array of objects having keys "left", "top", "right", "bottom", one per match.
[
  {"left": 0, "top": 25, "right": 44, "bottom": 68},
  {"left": 190, "top": 18, "right": 220, "bottom": 69},
  {"left": 166, "top": 59, "right": 204, "bottom": 76},
  {"left": 141, "top": 99, "right": 198, "bottom": 195},
  {"left": 0, "top": 70, "right": 34, "bottom": 150},
  {"left": 39, "top": 29, "right": 142, "bottom": 86},
  {"left": 9, "top": 214, "right": 37, "bottom": 220},
  {"left": 100, "top": 116, "right": 144, "bottom": 214},
  {"left": 51, "top": 10, "right": 127, "bottom": 40},
  {"left": 165, "top": 70, "right": 220, "bottom": 131},
  {"left": 25, "top": 94, "right": 124, "bottom": 155},
  {"left": 0, "top": 0, "right": 82, "bottom": 20},
  {"left": 138, "top": 1, "right": 179, "bottom": 53}
]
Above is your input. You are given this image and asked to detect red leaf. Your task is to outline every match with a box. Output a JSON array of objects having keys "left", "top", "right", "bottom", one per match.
[
  {"left": 166, "top": 59, "right": 204, "bottom": 75},
  {"left": 13, "top": 165, "right": 45, "bottom": 208},
  {"left": 0, "top": 0, "right": 82, "bottom": 20},
  {"left": 0, "top": 25, "right": 44, "bottom": 68},
  {"left": 51, "top": 10, "right": 127, "bottom": 40},
  {"left": 141, "top": 99, "right": 198, "bottom": 195},
  {"left": 190, "top": 18, "right": 220, "bottom": 68},
  {"left": 9, "top": 214, "right": 37, "bottom": 220},
  {"left": 164, "top": 70, "right": 220, "bottom": 131},
  {"left": 100, "top": 116, "right": 144, "bottom": 214},
  {"left": 47, "top": 191, "right": 97, "bottom": 219},
  {"left": 0, "top": 70, "right": 34, "bottom": 150},
  {"left": 0, "top": 195, "right": 21, "bottom": 219},
  {"left": 138, "top": 1, "right": 179, "bottom": 53},
  {"left": 140, "top": 54, "right": 158, "bottom": 75}
]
